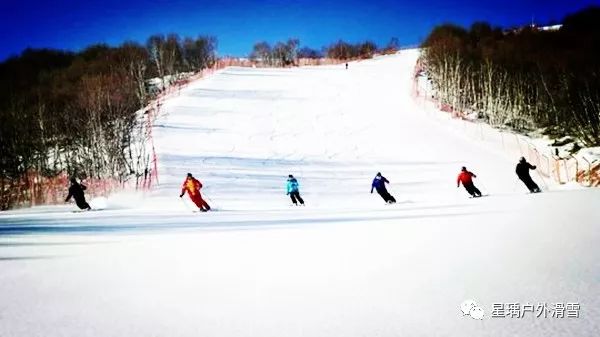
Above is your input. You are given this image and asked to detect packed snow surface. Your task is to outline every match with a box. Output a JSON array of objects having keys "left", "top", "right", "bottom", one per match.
[{"left": 1, "top": 50, "right": 599, "bottom": 336}]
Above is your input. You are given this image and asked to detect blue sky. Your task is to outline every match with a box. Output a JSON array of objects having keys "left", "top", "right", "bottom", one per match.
[{"left": 0, "top": 0, "right": 597, "bottom": 60}]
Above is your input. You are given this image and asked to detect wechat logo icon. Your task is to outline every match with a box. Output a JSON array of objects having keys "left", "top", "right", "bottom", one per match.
[{"left": 461, "top": 299, "right": 485, "bottom": 320}]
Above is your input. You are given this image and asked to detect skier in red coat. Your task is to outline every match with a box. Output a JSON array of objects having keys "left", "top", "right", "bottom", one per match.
[
  {"left": 180, "top": 173, "right": 211, "bottom": 212},
  {"left": 457, "top": 166, "right": 482, "bottom": 197}
]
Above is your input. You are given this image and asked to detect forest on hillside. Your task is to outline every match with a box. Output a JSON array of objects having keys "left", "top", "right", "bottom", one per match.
[
  {"left": 420, "top": 7, "right": 600, "bottom": 147},
  {"left": 0, "top": 34, "right": 217, "bottom": 209}
]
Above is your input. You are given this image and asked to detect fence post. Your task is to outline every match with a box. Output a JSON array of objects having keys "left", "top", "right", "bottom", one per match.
[
  {"left": 515, "top": 135, "right": 523, "bottom": 156},
  {"left": 581, "top": 156, "right": 592, "bottom": 187},
  {"left": 28, "top": 171, "right": 34, "bottom": 207},
  {"left": 552, "top": 155, "right": 562, "bottom": 183},
  {"left": 570, "top": 155, "right": 578, "bottom": 183},
  {"left": 542, "top": 154, "right": 550, "bottom": 178}
]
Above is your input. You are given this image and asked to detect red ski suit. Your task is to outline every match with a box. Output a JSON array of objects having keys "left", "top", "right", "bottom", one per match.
[
  {"left": 457, "top": 171, "right": 476, "bottom": 186},
  {"left": 181, "top": 177, "right": 210, "bottom": 210}
]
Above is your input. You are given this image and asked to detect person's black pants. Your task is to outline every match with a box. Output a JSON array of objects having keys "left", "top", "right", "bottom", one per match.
[
  {"left": 519, "top": 176, "right": 540, "bottom": 192},
  {"left": 376, "top": 188, "right": 396, "bottom": 203},
  {"left": 290, "top": 191, "right": 304, "bottom": 205},
  {"left": 463, "top": 182, "right": 482, "bottom": 197},
  {"left": 75, "top": 198, "right": 91, "bottom": 210}
]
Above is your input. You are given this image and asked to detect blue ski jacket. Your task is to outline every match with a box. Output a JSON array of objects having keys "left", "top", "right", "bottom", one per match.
[
  {"left": 286, "top": 178, "right": 300, "bottom": 193},
  {"left": 371, "top": 175, "right": 389, "bottom": 192}
]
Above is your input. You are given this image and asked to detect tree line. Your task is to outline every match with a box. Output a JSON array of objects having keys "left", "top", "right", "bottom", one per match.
[
  {"left": 420, "top": 6, "right": 600, "bottom": 147},
  {"left": 249, "top": 38, "right": 400, "bottom": 66},
  {"left": 0, "top": 34, "right": 216, "bottom": 209}
]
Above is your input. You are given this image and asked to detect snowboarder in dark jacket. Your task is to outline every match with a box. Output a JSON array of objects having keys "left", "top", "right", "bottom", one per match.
[
  {"left": 371, "top": 172, "right": 396, "bottom": 203},
  {"left": 516, "top": 157, "right": 541, "bottom": 193},
  {"left": 286, "top": 174, "right": 305, "bottom": 206},
  {"left": 457, "top": 167, "right": 482, "bottom": 197},
  {"left": 65, "top": 178, "right": 91, "bottom": 210}
]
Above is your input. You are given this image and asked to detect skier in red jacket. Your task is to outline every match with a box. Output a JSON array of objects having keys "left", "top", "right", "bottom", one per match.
[
  {"left": 457, "top": 166, "right": 482, "bottom": 197},
  {"left": 180, "top": 173, "right": 211, "bottom": 212}
]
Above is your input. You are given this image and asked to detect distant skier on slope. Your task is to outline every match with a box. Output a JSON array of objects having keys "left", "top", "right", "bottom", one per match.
[
  {"left": 65, "top": 177, "right": 91, "bottom": 210},
  {"left": 371, "top": 172, "right": 396, "bottom": 204},
  {"left": 286, "top": 174, "right": 305, "bottom": 206},
  {"left": 516, "top": 157, "right": 541, "bottom": 193},
  {"left": 180, "top": 173, "right": 211, "bottom": 212},
  {"left": 457, "top": 166, "right": 482, "bottom": 197}
]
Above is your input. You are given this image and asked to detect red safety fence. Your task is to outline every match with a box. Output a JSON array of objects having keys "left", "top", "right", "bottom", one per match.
[
  {"left": 577, "top": 156, "right": 600, "bottom": 186},
  {"left": 1, "top": 170, "right": 123, "bottom": 209},
  {"left": 412, "top": 59, "right": 600, "bottom": 187},
  {"left": 139, "top": 67, "right": 220, "bottom": 191}
]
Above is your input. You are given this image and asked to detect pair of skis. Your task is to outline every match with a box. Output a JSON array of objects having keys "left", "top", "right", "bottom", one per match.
[
  {"left": 468, "top": 190, "right": 542, "bottom": 199},
  {"left": 179, "top": 197, "right": 211, "bottom": 213},
  {"left": 71, "top": 209, "right": 99, "bottom": 213}
]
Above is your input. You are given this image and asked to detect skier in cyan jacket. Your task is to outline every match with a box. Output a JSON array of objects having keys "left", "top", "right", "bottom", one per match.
[
  {"left": 65, "top": 178, "right": 91, "bottom": 210},
  {"left": 516, "top": 157, "right": 541, "bottom": 193},
  {"left": 286, "top": 174, "right": 305, "bottom": 206},
  {"left": 371, "top": 172, "right": 396, "bottom": 203}
]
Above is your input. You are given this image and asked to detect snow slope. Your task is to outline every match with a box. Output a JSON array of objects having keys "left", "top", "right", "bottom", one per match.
[{"left": 1, "top": 50, "right": 599, "bottom": 337}]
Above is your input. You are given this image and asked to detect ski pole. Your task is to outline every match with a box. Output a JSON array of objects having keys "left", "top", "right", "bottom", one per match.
[
  {"left": 179, "top": 196, "right": 194, "bottom": 212},
  {"left": 535, "top": 170, "right": 548, "bottom": 191},
  {"left": 203, "top": 193, "right": 219, "bottom": 210},
  {"left": 515, "top": 178, "right": 529, "bottom": 193},
  {"left": 476, "top": 177, "right": 489, "bottom": 195}
]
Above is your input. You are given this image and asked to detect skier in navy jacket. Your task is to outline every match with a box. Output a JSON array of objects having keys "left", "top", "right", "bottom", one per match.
[
  {"left": 371, "top": 172, "right": 396, "bottom": 203},
  {"left": 65, "top": 178, "right": 91, "bottom": 210}
]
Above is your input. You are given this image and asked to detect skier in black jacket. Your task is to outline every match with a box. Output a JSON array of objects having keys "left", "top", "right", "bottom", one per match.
[
  {"left": 65, "top": 178, "right": 91, "bottom": 210},
  {"left": 516, "top": 157, "right": 541, "bottom": 193}
]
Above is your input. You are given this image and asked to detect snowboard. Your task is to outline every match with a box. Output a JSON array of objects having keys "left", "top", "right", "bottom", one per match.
[
  {"left": 71, "top": 209, "right": 100, "bottom": 213},
  {"left": 192, "top": 209, "right": 211, "bottom": 213}
]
